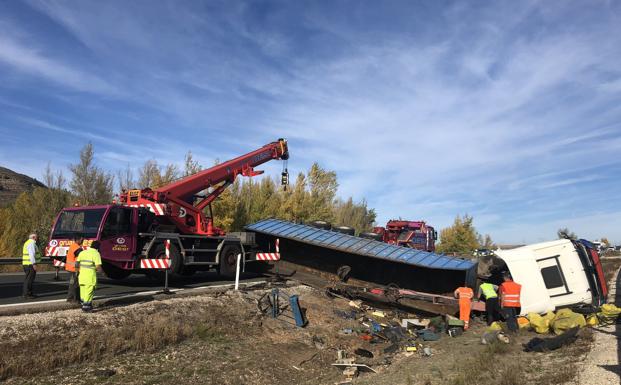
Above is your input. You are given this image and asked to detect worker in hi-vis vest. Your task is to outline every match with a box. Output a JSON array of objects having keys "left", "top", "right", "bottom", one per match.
[
  {"left": 76, "top": 240, "right": 103, "bottom": 312},
  {"left": 499, "top": 272, "right": 522, "bottom": 333},
  {"left": 453, "top": 286, "right": 474, "bottom": 329},
  {"left": 22, "top": 233, "right": 41, "bottom": 299},
  {"left": 477, "top": 282, "right": 500, "bottom": 325},
  {"left": 65, "top": 236, "right": 84, "bottom": 304}
]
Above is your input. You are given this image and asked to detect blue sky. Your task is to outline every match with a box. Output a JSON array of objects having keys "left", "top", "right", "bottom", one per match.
[{"left": 0, "top": 1, "right": 620, "bottom": 244}]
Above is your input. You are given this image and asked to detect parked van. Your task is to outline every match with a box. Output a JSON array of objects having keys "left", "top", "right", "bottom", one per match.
[{"left": 495, "top": 239, "right": 607, "bottom": 314}]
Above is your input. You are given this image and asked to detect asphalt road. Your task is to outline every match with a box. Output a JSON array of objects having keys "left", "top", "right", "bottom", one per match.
[{"left": 0, "top": 270, "right": 264, "bottom": 306}]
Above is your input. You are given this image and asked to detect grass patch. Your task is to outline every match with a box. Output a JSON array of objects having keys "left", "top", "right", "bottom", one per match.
[
  {"left": 449, "top": 341, "right": 519, "bottom": 385},
  {"left": 0, "top": 303, "right": 244, "bottom": 381},
  {"left": 195, "top": 324, "right": 230, "bottom": 343}
]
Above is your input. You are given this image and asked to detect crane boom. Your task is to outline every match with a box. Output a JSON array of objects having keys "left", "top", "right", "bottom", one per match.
[{"left": 119, "top": 138, "right": 289, "bottom": 236}]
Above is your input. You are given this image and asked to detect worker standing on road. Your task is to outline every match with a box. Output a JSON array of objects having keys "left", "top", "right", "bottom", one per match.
[
  {"left": 453, "top": 286, "right": 474, "bottom": 329},
  {"left": 65, "top": 236, "right": 84, "bottom": 303},
  {"left": 499, "top": 272, "right": 522, "bottom": 333},
  {"left": 477, "top": 282, "right": 500, "bottom": 325},
  {"left": 76, "top": 240, "right": 103, "bottom": 312},
  {"left": 22, "top": 233, "right": 41, "bottom": 299}
]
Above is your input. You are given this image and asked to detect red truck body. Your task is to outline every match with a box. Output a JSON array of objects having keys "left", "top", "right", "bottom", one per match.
[{"left": 373, "top": 220, "right": 437, "bottom": 252}]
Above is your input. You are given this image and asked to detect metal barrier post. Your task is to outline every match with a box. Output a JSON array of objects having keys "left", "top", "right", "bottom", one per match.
[
  {"left": 54, "top": 267, "right": 60, "bottom": 281},
  {"left": 162, "top": 268, "right": 170, "bottom": 294}
]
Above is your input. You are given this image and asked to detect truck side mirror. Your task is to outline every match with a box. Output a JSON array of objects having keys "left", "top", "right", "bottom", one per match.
[{"left": 434, "top": 231, "right": 438, "bottom": 240}]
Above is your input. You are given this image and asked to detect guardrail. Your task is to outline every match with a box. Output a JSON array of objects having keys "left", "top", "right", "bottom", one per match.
[{"left": 0, "top": 258, "right": 54, "bottom": 265}]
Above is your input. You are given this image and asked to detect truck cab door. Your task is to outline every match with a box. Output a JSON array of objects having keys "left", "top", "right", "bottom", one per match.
[
  {"left": 536, "top": 255, "right": 572, "bottom": 298},
  {"left": 100, "top": 207, "right": 135, "bottom": 261}
]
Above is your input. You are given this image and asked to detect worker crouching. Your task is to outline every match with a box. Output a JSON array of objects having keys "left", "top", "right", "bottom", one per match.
[{"left": 76, "top": 241, "right": 103, "bottom": 312}]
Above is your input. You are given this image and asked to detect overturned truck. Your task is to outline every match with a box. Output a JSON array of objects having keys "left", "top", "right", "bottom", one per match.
[
  {"left": 247, "top": 219, "right": 476, "bottom": 292},
  {"left": 247, "top": 219, "right": 608, "bottom": 316}
]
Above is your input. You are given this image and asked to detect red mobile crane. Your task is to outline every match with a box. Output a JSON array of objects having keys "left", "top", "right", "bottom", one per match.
[{"left": 45, "top": 139, "right": 289, "bottom": 279}]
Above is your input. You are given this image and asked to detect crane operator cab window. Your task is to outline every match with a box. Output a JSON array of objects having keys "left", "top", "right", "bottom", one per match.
[{"left": 102, "top": 207, "right": 132, "bottom": 238}]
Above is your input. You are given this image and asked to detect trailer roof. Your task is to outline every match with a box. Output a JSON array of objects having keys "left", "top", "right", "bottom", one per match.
[{"left": 246, "top": 219, "right": 476, "bottom": 271}]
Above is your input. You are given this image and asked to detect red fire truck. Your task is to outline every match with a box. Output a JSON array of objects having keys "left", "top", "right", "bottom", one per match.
[{"left": 45, "top": 139, "right": 289, "bottom": 279}]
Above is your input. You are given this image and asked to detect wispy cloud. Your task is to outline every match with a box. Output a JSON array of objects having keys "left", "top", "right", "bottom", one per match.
[
  {"left": 0, "top": 33, "right": 117, "bottom": 95},
  {"left": 0, "top": 1, "right": 620, "bottom": 243}
]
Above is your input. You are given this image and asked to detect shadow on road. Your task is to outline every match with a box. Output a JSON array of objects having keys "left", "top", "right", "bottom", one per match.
[{"left": 0, "top": 270, "right": 261, "bottom": 304}]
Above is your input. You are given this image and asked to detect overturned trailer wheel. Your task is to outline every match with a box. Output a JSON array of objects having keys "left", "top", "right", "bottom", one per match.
[
  {"left": 359, "top": 232, "right": 383, "bottom": 241},
  {"left": 333, "top": 226, "right": 355, "bottom": 236},
  {"left": 309, "top": 220, "right": 332, "bottom": 230}
]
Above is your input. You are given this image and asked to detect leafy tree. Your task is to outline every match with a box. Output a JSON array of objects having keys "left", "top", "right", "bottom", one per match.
[
  {"left": 0, "top": 187, "right": 71, "bottom": 257},
  {"left": 138, "top": 160, "right": 159, "bottom": 189},
  {"left": 557, "top": 227, "right": 577, "bottom": 240},
  {"left": 138, "top": 160, "right": 180, "bottom": 189},
  {"left": 334, "top": 197, "right": 376, "bottom": 234},
  {"left": 69, "top": 143, "right": 114, "bottom": 204},
  {"left": 478, "top": 233, "right": 495, "bottom": 249},
  {"left": 307, "top": 163, "right": 338, "bottom": 222},
  {"left": 436, "top": 214, "right": 481, "bottom": 254},
  {"left": 43, "top": 162, "right": 66, "bottom": 190},
  {"left": 117, "top": 164, "right": 135, "bottom": 191},
  {"left": 183, "top": 151, "right": 202, "bottom": 176}
]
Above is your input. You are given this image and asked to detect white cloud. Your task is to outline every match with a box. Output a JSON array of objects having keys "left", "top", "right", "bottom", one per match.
[{"left": 0, "top": 35, "right": 117, "bottom": 95}]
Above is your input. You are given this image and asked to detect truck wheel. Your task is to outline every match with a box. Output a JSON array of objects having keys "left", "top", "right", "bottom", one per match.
[
  {"left": 310, "top": 220, "right": 332, "bottom": 230},
  {"left": 359, "top": 232, "right": 383, "bottom": 241},
  {"left": 219, "top": 244, "right": 241, "bottom": 278},
  {"left": 149, "top": 242, "right": 183, "bottom": 276},
  {"left": 102, "top": 262, "right": 131, "bottom": 280},
  {"left": 334, "top": 226, "right": 355, "bottom": 235}
]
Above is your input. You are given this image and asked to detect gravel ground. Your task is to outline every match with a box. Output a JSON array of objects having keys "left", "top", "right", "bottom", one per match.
[{"left": 574, "top": 267, "right": 621, "bottom": 385}]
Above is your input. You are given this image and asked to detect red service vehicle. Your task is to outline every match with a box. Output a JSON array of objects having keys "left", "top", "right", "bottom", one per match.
[
  {"left": 372, "top": 220, "right": 437, "bottom": 252},
  {"left": 46, "top": 139, "right": 289, "bottom": 279}
]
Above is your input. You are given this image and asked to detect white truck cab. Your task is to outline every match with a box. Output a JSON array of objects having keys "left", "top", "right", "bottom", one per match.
[{"left": 495, "top": 239, "right": 607, "bottom": 314}]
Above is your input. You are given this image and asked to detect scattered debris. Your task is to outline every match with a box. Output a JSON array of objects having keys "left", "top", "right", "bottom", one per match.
[
  {"left": 333, "top": 309, "right": 357, "bottom": 319},
  {"left": 257, "top": 288, "right": 308, "bottom": 327},
  {"left": 481, "top": 330, "right": 510, "bottom": 345},
  {"left": 354, "top": 348, "right": 374, "bottom": 358}
]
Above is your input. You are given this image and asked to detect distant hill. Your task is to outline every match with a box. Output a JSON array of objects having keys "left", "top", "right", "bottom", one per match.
[{"left": 0, "top": 167, "right": 46, "bottom": 206}]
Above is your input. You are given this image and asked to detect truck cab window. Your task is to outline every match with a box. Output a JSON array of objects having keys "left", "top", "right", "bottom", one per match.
[
  {"left": 541, "top": 265, "right": 565, "bottom": 289},
  {"left": 102, "top": 208, "right": 132, "bottom": 238}
]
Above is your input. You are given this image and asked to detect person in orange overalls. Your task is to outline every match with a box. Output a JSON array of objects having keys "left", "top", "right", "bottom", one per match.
[
  {"left": 454, "top": 286, "right": 474, "bottom": 329},
  {"left": 65, "top": 237, "right": 83, "bottom": 303}
]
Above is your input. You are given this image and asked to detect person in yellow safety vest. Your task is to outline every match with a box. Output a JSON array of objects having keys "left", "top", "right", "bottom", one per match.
[
  {"left": 499, "top": 272, "right": 522, "bottom": 333},
  {"left": 76, "top": 240, "right": 103, "bottom": 312},
  {"left": 477, "top": 282, "right": 500, "bottom": 325},
  {"left": 22, "top": 233, "right": 41, "bottom": 299},
  {"left": 453, "top": 286, "right": 474, "bottom": 329}
]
